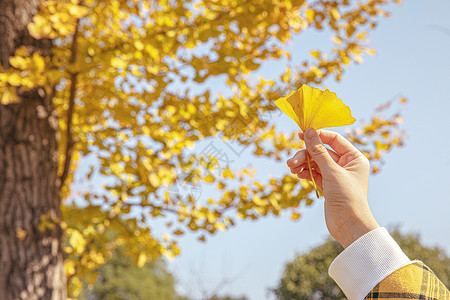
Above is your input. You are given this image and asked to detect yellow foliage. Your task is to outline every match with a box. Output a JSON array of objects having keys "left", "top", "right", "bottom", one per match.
[
  {"left": 345, "top": 96, "right": 407, "bottom": 174},
  {"left": 27, "top": 0, "right": 87, "bottom": 39},
  {"left": 68, "top": 229, "right": 86, "bottom": 254},
  {"left": 137, "top": 253, "right": 146, "bottom": 268},
  {"left": 65, "top": 259, "right": 76, "bottom": 276},
  {"left": 291, "top": 212, "right": 301, "bottom": 221},
  {"left": 15, "top": 228, "right": 28, "bottom": 240}
]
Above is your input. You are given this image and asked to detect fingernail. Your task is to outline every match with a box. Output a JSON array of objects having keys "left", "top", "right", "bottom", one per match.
[{"left": 305, "top": 127, "right": 316, "bottom": 139}]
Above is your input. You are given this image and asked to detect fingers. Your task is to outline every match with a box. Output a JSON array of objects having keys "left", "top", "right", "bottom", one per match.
[
  {"left": 286, "top": 150, "right": 308, "bottom": 168},
  {"left": 296, "top": 169, "right": 323, "bottom": 190},
  {"left": 299, "top": 129, "right": 357, "bottom": 156},
  {"left": 290, "top": 164, "right": 306, "bottom": 174},
  {"left": 290, "top": 161, "right": 317, "bottom": 174},
  {"left": 287, "top": 148, "right": 340, "bottom": 169},
  {"left": 303, "top": 128, "right": 337, "bottom": 171}
]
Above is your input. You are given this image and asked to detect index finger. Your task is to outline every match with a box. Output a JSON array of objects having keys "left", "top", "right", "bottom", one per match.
[
  {"left": 286, "top": 147, "right": 340, "bottom": 168},
  {"left": 299, "top": 129, "right": 358, "bottom": 156}
]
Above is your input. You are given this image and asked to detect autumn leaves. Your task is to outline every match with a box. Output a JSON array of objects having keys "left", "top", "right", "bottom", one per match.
[{"left": 275, "top": 84, "right": 356, "bottom": 197}]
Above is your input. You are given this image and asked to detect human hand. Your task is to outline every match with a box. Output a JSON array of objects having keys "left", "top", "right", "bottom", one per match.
[{"left": 286, "top": 128, "right": 379, "bottom": 248}]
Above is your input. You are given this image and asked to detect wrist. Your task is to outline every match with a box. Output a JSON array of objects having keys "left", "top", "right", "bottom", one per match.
[{"left": 337, "top": 217, "right": 379, "bottom": 249}]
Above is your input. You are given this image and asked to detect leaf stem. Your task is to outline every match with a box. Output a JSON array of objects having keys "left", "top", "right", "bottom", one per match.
[{"left": 306, "top": 153, "right": 320, "bottom": 198}]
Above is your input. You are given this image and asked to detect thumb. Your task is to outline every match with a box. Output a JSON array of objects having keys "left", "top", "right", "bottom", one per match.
[{"left": 303, "top": 127, "right": 336, "bottom": 171}]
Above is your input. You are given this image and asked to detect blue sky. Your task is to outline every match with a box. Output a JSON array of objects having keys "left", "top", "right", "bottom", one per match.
[
  {"left": 71, "top": 1, "right": 450, "bottom": 299},
  {"left": 167, "top": 1, "right": 450, "bottom": 299}
]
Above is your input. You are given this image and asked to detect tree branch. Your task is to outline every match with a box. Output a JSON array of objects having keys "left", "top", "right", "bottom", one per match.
[{"left": 59, "top": 19, "right": 80, "bottom": 189}]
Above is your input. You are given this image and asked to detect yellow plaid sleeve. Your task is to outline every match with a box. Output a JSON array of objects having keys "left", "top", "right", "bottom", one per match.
[{"left": 365, "top": 261, "right": 450, "bottom": 299}]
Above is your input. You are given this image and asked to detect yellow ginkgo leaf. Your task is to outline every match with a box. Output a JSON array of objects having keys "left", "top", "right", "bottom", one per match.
[
  {"left": 275, "top": 84, "right": 356, "bottom": 198},
  {"left": 275, "top": 84, "right": 356, "bottom": 131}
]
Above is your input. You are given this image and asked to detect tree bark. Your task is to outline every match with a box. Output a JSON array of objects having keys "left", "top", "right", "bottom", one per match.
[{"left": 0, "top": 0, "right": 66, "bottom": 299}]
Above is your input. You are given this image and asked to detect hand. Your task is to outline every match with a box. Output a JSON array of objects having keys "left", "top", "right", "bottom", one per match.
[{"left": 286, "top": 128, "right": 379, "bottom": 248}]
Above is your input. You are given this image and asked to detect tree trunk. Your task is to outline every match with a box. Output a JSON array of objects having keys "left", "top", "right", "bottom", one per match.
[{"left": 0, "top": 0, "right": 66, "bottom": 299}]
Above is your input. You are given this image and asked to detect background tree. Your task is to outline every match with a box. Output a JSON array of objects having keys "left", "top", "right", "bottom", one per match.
[
  {"left": 76, "top": 230, "right": 247, "bottom": 300},
  {"left": 0, "top": 0, "right": 405, "bottom": 298},
  {"left": 272, "top": 229, "right": 450, "bottom": 300},
  {"left": 78, "top": 245, "right": 178, "bottom": 300}
]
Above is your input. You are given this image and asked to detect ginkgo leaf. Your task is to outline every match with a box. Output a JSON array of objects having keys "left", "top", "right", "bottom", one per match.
[
  {"left": 275, "top": 84, "right": 356, "bottom": 198},
  {"left": 274, "top": 84, "right": 356, "bottom": 131}
]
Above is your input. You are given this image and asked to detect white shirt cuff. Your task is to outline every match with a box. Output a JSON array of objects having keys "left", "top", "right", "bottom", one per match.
[{"left": 328, "top": 227, "right": 412, "bottom": 300}]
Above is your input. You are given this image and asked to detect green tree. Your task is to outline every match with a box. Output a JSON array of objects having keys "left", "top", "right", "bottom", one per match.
[
  {"left": 0, "top": 0, "right": 405, "bottom": 298},
  {"left": 78, "top": 246, "right": 177, "bottom": 300},
  {"left": 273, "top": 229, "right": 450, "bottom": 300}
]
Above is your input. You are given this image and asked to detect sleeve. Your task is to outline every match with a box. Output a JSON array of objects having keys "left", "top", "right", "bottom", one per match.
[
  {"left": 328, "top": 227, "right": 450, "bottom": 300},
  {"left": 365, "top": 261, "right": 450, "bottom": 299}
]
